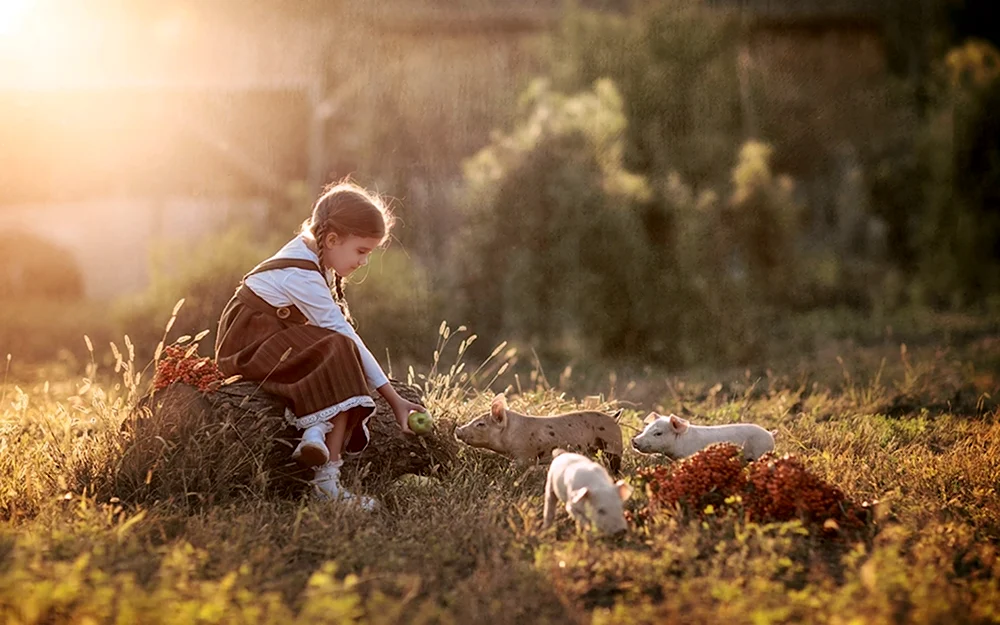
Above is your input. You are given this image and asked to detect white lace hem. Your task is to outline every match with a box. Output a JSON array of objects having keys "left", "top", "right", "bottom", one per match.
[{"left": 286, "top": 395, "right": 376, "bottom": 430}]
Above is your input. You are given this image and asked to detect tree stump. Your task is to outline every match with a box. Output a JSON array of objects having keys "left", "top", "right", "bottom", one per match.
[{"left": 115, "top": 379, "right": 458, "bottom": 506}]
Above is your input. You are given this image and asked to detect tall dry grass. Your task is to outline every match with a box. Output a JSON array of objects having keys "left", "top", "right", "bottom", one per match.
[{"left": 1, "top": 314, "right": 998, "bottom": 624}]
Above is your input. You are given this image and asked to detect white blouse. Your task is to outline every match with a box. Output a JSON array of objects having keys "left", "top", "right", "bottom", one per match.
[{"left": 243, "top": 236, "right": 389, "bottom": 390}]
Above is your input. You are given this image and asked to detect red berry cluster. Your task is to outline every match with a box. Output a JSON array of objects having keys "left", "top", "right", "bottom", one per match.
[
  {"left": 153, "top": 344, "right": 226, "bottom": 392},
  {"left": 627, "top": 444, "right": 873, "bottom": 534},
  {"left": 629, "top": 443, "right": 747, "bottom": 525},
  {"left": 745, "top": 452, "right": 868, "bottom": 532},
  {"left": 625, "top": 465, "right": 672, "bottom": 526}
]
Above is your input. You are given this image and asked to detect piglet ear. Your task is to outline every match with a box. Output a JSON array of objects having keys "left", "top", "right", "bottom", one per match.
[
  {"left": 616, "top": 480, "right": 633, "bottom": 502},
  {"left": 490, "top": 394, "right": 508, "bottom": 424},
  {"left": 643, "top": 411, "right": 659, "bottom": 425},
  {"left": 570, "top": 487, "right": 590, "bottom": 505},
  {"left": 668, "top": 414, "right": 689, "bottom": 434}
]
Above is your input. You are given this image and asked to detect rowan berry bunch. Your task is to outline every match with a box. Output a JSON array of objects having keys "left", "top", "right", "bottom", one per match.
[
  {"left": 626, "top": 465, "right": 672, "bottom": 526},
  {"left": 627, "top": 446, "right": 873, "bottom": 535},
  {"left": 153, "top": 343, "right": 226, "bottom": 392},
  {"left": 632, "top": 443, "right": 748, "bottom": 523},
  {"left": 745, "top": 452, "right": 866, "bottom": 532}
]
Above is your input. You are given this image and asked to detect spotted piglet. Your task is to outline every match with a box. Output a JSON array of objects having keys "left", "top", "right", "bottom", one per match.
[
  {"left": 454, "top": 394, "right": 624, "bottom": 473},
  {"left": 543, "top": 449, "right": 632, "bottom": 535}
]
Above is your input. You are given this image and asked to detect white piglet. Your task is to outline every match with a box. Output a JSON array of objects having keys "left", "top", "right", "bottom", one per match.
[
  {"left": 543, "top": 450, "right": 633, "bottom": 535},
  {"left": 632, "top": 413, "right": 775, "bottom": 461}
]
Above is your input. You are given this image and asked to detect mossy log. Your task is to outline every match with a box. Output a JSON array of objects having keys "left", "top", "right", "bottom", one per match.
[{"left": 115, "top": 379, "right": 458, "bottom": 505}]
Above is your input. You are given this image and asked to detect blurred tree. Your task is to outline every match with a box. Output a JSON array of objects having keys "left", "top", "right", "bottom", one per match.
[
  {"left": 455, "top": 76, "right": 812, "bottom": 366},
  {"left": 883, "top": 0, "right": 1000, "bottom": 111},
  {"left": 916, "top": 39, "right": 1000, "bottom": 305},
  {"left": 455, "top": 79, "right": 665, "bottom": 360},
  {"left": 854, "top": 0, "right": 1000, "bottom": 307},
  {"left": 726, "top": 141, "right": 803, "bottom": 303},
  {"left": 547, "top": 0, "right": 741, "bottom": 189},
  {"left": 0, "top": 232, "right": 85, "bottom": 301}
]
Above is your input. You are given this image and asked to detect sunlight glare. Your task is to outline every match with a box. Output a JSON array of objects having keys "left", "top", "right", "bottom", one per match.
[
  {"left": 0, "top": 0, "right": 33, "bottom": 37},
  {"left": 0, "top": 1, "right": 120, "bottom": 90}
]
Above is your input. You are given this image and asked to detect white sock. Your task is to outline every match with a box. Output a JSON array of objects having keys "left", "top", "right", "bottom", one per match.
[
  {"left": 316, "top": 459, "right": 344, "bottom": 475},
  {"left": 311, "top": 461, "right": 378, "bottom": 511},
  {"left": 303, "top": 423, "right": 331, "bottom": 443},
  {"left": 312, "top": 460, "right": 345, "bottom": 493}
]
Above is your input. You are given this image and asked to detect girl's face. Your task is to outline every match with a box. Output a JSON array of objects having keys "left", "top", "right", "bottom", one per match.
[{"left": 321, "top": 233, "right": 381, "bottom": 277}]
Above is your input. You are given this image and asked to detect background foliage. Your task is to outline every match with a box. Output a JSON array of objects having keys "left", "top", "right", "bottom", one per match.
[{"left": 2, "top": 0, "right": 999, "bottom": 375}]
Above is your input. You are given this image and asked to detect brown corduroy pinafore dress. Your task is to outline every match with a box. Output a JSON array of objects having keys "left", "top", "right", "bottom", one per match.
[{"left": 214, "top": 258, "right": 375, "bottom": 454}]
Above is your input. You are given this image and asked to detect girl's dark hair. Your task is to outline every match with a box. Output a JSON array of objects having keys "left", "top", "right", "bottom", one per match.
[{"left": 300, "top": 181, "right": 393, "bottom": 324}]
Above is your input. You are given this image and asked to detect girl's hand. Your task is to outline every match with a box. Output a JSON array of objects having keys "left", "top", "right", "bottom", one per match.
[
  {"left": 392, "top": 399, "right": 427, "bottom": 435},
  {"left": 376, "top": 382, "right": 428, "bottom": 436}
]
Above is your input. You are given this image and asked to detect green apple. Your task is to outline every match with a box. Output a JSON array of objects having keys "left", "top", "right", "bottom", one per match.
[{"left": 407, "top": 410, "right": 434, "bottom": 435}]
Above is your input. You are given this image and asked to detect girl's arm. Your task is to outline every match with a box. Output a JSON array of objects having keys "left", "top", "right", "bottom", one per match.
[{"left": 376, "top": 382, "right": 427, "bottom": 435}]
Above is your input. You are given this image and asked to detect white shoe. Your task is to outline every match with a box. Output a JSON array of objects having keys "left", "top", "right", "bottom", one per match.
[
  {"left": 311, "top": 461, "right": 379, "bottom": 511},
  {"left": 292, "top": 424, "right": 330, "bottom": 467}
]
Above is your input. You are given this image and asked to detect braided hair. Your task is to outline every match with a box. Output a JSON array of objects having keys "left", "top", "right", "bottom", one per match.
[{"left": 300, "top": 181, "right": 393, "bottom": 326}]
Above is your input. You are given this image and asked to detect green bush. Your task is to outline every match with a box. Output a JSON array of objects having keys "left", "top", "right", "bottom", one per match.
[
  {"left": 455, "top": 72, "right": 823, "bottom": 366},
  {"left": 0, "top": 228, "right": 104, "bottom": 367},
  {"left": 548, "top": 0, "right": 740, "bottom": 188},
  {"left": 726, "top": 141, "right": 804, "bottom": 304},
  {"left": 916, "top": 39, "right": 1000, "bottom": 306},
  {"left": 456, "top": 78, "right": 660, "bottom": 361},
  {"left": 663, "top": 142, "right": 805, "bottom": 364},
  {"left": 547, "top": 0, "right": 915, "bottom": 317},
  {"left": 0, "top": 231, "right": 85, "bottom": 301}
]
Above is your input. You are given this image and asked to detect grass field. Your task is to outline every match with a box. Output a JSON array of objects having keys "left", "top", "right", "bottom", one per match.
[{"left": 1, "top": 312, "right": 999, "bottom": 624}]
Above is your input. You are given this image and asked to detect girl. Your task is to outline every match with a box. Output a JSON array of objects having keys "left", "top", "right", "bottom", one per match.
[{"left": 215, "top": 181, "right": 426, "bottom": 510}]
